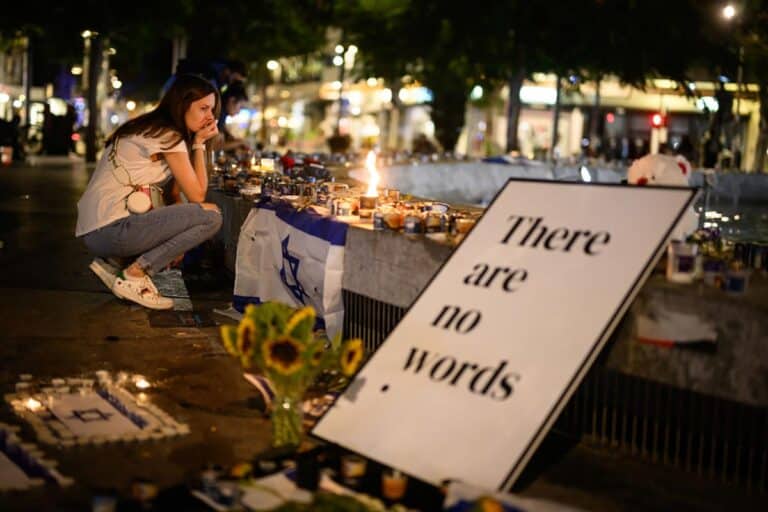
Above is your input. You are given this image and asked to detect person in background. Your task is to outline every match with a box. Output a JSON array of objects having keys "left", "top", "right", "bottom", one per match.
[
  {"left": 8, "top": 113, "right": 24, "bottom": 161},
  {"left": 163, "top": 58, "right": 247, "bottom": 97},
  {"left": 76, "top": 74, "right": 223, "bottom": 310},
  {"left": 217, "top": 80, "right": 250, "bottom": 152},
  {"left": 214, "top": 59, "right": 247, "bottom": 90}
]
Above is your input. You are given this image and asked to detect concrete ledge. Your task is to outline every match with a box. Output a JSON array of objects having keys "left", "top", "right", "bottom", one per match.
[
  {"left": 342, "top": 226, "right": 453, "bottom": 308},
  {"left": 350, "top": 162, "right": 768, "bottom": 206},
  {"left": 209, "top": 190, "right": 767, "bottom": 407}
]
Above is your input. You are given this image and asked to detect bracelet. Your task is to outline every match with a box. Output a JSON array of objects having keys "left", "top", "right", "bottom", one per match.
[{"left": 192, "top": 143, "right": 206, "bottom": 151}]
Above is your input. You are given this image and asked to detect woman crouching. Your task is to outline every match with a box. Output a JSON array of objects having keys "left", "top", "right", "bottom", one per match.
[{"left": 76, "top": 74, "right": 223, "bottom": 309}]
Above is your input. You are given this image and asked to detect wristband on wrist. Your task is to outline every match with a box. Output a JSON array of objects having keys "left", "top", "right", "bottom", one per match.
[{"left": 192, "top": 143, "right": 206, "bottom": 151}]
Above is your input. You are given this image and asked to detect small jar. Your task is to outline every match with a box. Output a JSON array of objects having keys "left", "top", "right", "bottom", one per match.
[
  {"left": 701, "top": 258, "right": 725, "bottom": 288},
  {"left": 340, "top": 454, "right": 367, "bottom": 488},
  {"left": 404, "top": 213, "right": 424, "bottom": 234},
  {"left": 724, "top": 262, "right": 749, "bottom": 294},
  {"left": 666, "top": 241, "right": 698, "bottom": 284},
  {"left": 381, "top": 468, "right": 408, "bottom": 501},
  {"left": 425, "top": 212, "right": 445, "bottom": 233},
  {"left": 373, "top": 209, "right": 385, "bottom": 231},
  {"left": 337, "top": 200, "right": 352, "bottom": 216}
]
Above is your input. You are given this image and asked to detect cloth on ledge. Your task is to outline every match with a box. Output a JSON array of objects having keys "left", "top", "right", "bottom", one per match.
[
  {"left": 636, "top": 308, "right": 717, "bottom": 348},
  {"left": 233, "top": 199, "right": 347, "bottom": 339}
]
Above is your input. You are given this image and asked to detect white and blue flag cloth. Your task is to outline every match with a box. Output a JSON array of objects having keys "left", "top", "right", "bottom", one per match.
[{"left": 233, "top": 200, "right": 347, "bottom": 338}]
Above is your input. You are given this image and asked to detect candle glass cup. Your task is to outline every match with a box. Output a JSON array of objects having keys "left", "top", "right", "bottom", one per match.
[
  {"left": 340, "top": 454, "right": 367, "bottom": 488},
  {"left": 381, "top": 468, "right": 408, "bottom": 501},
  {"left": 359, "top": 195, "right": 378, "bottom": 219}
]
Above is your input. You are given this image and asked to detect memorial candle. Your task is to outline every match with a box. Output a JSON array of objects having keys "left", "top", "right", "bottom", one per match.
[
  {"left": 360, "top": 150, "right": 380, "bottom": 218},
  {"left": 381, "top": 468, "right": 408, "bottom": 500},
  {"left": 365, "top": 150, "right": 380, "bottom": 197},
  {"left": 24, "top": 398, "right": 43, "bottom": 412}
]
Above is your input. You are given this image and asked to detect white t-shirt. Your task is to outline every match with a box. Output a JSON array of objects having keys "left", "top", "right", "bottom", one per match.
[{"left": 76, "top": 133, "right": 188, "bottom": 236}]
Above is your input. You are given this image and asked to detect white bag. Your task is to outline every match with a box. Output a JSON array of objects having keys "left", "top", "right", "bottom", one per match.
[
  {"left": 233, "top": 202, "right": 347, "bottom": 339},
  {"left": 109, "top": 138, "right": 163, "bottom": 215},
  {"left": 126, "top": 189, "right": 152, "bottom": 214}
]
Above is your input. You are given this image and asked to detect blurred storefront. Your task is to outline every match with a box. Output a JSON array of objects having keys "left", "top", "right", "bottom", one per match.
[
  {"left": 239, "top": 50, "right": 760, "bottom": 171},
  {"left": 209, "top": 27, "right": 764, "bottom": 170},
  {"left": 461, "top": 74, "right": 760, "bottom": 169}
]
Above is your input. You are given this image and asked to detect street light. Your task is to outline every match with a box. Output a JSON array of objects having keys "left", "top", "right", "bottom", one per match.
[
  {"left": 334, "top": 46, "right": 346, "bottom": 133},
  {"left": 262, "top": 60, "right": 282, "bottom": 144},
  {"left": 722, "top": 3, "right": 743, "bottom": 168}
]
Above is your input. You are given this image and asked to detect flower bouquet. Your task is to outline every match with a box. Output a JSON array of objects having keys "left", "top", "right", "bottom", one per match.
[
  {"left": 220, "top": 302, "right": 364, "bottom": 449},
  {"left": 687, "top": 226, "right": 726, "bottom": 259}
]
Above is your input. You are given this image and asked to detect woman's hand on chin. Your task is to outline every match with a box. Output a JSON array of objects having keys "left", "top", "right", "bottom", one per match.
[{"left": 194, "top": 121, "right": 219, "bottom": 144}]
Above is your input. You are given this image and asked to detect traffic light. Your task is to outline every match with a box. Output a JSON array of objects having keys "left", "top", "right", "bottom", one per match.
[{"left": 651, "top": 113, "right": 665, "bottom": 128}]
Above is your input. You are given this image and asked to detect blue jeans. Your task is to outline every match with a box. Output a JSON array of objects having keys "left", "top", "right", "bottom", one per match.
[{"left": 82, "top": 203, "right": 222, "bottom": 275}]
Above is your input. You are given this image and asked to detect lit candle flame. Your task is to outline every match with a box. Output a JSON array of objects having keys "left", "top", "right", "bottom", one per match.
[
  {"left": 25, "top": 398, "right": 43, "bottom": 411},
  {"left": 134, "top": 376, "right": 151, "bottom": 390},
  {"left": 365, "top": 150, "right": 379, "bottom": 197}
]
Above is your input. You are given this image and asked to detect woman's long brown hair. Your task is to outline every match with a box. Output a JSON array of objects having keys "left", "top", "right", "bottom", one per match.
[{"left": 105, "top": 74, "right": 221, "bottom": 150}]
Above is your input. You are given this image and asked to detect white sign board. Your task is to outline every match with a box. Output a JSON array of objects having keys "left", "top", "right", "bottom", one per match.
[{"left": 312, "top": 180, "right": 697, "bottom": 492}]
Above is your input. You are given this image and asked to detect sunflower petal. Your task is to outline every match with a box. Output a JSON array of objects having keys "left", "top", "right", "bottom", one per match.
[
  {"left": 237, "top": 317, "right": 257, "bottom": 357},
  {"left": 220, "top": 325, "right": 240, "bottom": 356},
  {"left": 285, "top": 306, "right": 316, "bottom": 341}
]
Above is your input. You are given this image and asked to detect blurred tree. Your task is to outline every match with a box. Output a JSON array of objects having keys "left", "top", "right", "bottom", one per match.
[
  {"left": 184, "top": 1, "right": 332, "bottom": 145},
  {"left": 336, "top": 0, "right": 478, "bottom": 152},
  {"left": 473, "top": 0, "right": 726, "bottom": 153},
  {"left": 337, "top": 0, "right": 730, "bottom": 156},
  {"left": 333, "top": 0, "right": 412, "bottom": 150},
  {"left": 1, "top": 1, "right": 333, "bottom": 157},
  {"left": 730, "top": 0, "right": 768, "bottom": 172},
  {"left": 0, "top": 2, "right": 195, "bottom": 96}
]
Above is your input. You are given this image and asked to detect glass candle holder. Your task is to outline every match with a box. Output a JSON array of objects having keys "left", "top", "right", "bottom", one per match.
[
  {"left": 386, "top": 189, "right": 400, "bottom": 202},
  {"left": 666, "top": 241, "right": 698, "bottom": 284},
  {"left": 381, "top": 468, "right": 408, "bottom": 501},
  {"left": 359, "top": 195, "right": 378, "bottom": 219},
  {"left": 340, "top": 454, "right": 367, "bottom": 488}
]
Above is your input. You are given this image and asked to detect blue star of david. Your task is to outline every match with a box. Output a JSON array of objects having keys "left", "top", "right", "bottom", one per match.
[
  {"left": 279, "top": 235, "right": 308, "bottom": 304},
  {"left": 67, "top": 408, "right": 113, "bottom": 422}
]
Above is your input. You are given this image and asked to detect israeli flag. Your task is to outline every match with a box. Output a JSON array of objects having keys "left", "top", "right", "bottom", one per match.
[{"left": 233, "top": 200, "right": 347, "bottom": 338}]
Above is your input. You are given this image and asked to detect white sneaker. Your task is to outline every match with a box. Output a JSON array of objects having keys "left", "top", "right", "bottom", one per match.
[
  {"left": 89, "top": 258, "right": 119, "bottom": 291},
  {"left": 112, "top": 275, "right": 174, "bottom": 310}
]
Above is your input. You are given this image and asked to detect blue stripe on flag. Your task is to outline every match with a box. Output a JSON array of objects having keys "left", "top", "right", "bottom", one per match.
[
  {"left": 233, "top": 295, "right": 262, "bottom": 313},
  {"left": 233, "top": 295, "right": 327, "bottom": 332},
  {"left": 256, "top": 199, "right": 348, "bottom": 246}
]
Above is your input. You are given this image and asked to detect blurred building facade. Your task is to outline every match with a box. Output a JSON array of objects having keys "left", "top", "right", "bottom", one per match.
[{"left": 228, "top": 30, "right": 762, "bottom": 171}]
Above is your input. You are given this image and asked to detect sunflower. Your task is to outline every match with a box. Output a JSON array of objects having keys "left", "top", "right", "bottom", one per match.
[
  {"left": 309, "top": 346, "right": 325, "bottom": 367},
  {"left": 262, "top": 336, "right": 303, "bottom": 376},
  {"left": 340, "top": 338, "right": 364, "bottom": 376},
  {"left": 237, "top": 317, "right": 257, "bottom": 367}
]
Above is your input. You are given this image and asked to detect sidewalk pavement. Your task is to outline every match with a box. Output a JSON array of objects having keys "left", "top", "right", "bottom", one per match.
[{"left": 0, "top": 157, "right": 763, "bottom": 511}]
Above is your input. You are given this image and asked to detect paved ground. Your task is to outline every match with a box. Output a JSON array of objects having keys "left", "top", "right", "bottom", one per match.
[{"left": 0, "top": 157, "right": 763, "bottom": 511}]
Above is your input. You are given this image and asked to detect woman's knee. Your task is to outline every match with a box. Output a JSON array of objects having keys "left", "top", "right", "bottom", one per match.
[
  {"left": 202, "top": 207, "right": 223, "bottom": 234},
  {"left": 199, "top": 202, "right": 221, "bottom": 214}
]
